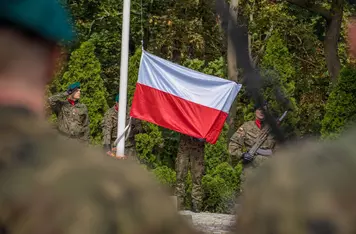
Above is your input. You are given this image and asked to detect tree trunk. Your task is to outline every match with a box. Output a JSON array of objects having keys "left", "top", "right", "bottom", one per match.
[
  {"left": 201, "top": 0, "right": 219, "bottom": 62},
  {"left": 285, "top": 0, "right": 344, "bottom": 83},
  {"left": 324, "top": 0, "right": 343, "bottom": 83},
  {"left": 226, "top": 0, "right": 240, "bottom": 141}
]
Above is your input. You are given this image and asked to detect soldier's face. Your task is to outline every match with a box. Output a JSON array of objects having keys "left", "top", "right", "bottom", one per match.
[
  {"left": 72, "top": 89, "right": 81, "bottom": 100},
  {"left": 255, "top": 108, "right": 265, "bottom": 120}
]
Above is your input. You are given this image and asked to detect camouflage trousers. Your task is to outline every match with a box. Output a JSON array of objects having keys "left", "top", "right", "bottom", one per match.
[
  {"left": 175, "top": 136, "right": 205, "bottom": 211},
  {"left": 238, "top": 168, "right": 249, "bottom": 195}
]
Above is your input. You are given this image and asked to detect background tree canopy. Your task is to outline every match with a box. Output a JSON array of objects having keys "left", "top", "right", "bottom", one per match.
[{"left": 47, "top": 0, "right": 356, "bottom": 214}]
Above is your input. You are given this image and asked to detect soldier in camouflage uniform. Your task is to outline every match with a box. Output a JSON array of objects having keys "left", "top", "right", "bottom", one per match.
[
  {"left": 0, "top": 1, "right": 201, "bottom": 233},
  {"left": 49, "top": 82, "right": 90, "bottom": 143},
  {"left": 175, "top": 134, "right": 205, "bottom": 213},
  {"left": 102, "top": 94, "right": 120, "bottom": 155},
  {"left": 102, "top": 94, "right": 141, "bottom": 159},
  {"left": 229, "top": 101, "right": 276, "bottom": 191}
]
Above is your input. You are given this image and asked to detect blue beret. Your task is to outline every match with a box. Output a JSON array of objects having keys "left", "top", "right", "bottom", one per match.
[
  {"left": 68, "top": 82, "right": 80, "bottom": 91},
  {"left": 0, "top": 0, "right": 75, "bottom": 43},
  {"left": 115, "top": 94, "right": 120, "bottom": 102}
]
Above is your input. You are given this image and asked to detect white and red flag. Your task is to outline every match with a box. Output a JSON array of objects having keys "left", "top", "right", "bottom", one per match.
[{"left": 130, "top": 50, "right": 241, "bottom": 144}]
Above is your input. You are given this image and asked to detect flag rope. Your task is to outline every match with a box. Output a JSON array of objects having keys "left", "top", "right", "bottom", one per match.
[
  {"left": 114, "top": 117, "right": 132, "bottom": 147},
  {"left": 140, "top": 0, "right": 144, "bottom": 48}
]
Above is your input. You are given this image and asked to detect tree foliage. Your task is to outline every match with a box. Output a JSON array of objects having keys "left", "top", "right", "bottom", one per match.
[{"left": 321, "top": 65, "right": 356, "bottom": 139}]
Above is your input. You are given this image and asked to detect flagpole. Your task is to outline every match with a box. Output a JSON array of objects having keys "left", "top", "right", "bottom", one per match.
[{"left": 117, "top": 0, "right": 131, "bottom": 157}]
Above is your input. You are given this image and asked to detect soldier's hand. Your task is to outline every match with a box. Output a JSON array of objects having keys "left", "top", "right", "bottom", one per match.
[
  {"left": 116, "top": 155, "right": 128, "bottom": 160},
  {"left": 242, "top": 152, "right": 253, "bottom": 164},
  {"left": 107, "top": 148, "right": 127, "bottom": 159}
]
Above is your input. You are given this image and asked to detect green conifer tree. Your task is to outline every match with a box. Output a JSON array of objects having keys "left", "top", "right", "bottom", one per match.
[{"left": 321, "top": 65, "right": 356, "bottom": 139}]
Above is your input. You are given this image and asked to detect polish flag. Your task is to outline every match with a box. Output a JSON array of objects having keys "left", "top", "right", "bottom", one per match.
[{"left": 130, "top": 50, "right": 241, "bottom": 144}]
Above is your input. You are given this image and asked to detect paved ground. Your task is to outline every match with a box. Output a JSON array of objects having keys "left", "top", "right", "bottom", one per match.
[{"left": 179, "top": 210, "right": 236, "bottom": 234}]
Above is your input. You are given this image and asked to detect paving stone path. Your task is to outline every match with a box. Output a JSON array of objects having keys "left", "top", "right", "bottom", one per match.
[{"left": 179, "top": 210, "right": 236, "bottom": 234}]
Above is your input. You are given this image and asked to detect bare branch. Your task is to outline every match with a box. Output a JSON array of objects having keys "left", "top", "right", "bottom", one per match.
[
  {"left": 285, "top": 0, "right": 331, "bottom": 20},
  {"left": 253, "top": 24, "right": 274, "bottom": 65},
  {"left": 294, "top": 55, "right": 319, "bottom": 67}
]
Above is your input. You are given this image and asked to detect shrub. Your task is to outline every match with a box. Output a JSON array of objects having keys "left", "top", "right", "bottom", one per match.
[
  {"left": 202, "top": 162, "right": 242, "bottom": 213},
  {"left": 152, "top": 166, "right": 177, "bottom": 194},
  {"left": 321, "top": 65, "right": 356, "bottom": 139}
]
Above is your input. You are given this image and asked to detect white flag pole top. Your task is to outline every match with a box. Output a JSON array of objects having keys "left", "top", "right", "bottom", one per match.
[{"left": 116, "top": 0, "right": 131, "bottom": 157}]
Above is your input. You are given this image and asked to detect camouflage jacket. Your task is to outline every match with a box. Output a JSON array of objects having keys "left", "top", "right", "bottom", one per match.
[
  {"left": 229, "top": 120, "right": 276, "bottom": 168},
  {"left": 102, "top": 106, "right": 141, "bottom": 148},
  {"left": 0, "top": 106, "right": 201, "bottom": 234},
  {"left": 102, "top": 106, "right": 118, "bottom": 147},
  {"left": 48, "top": 92, "right": 90, "bottom": 143}
]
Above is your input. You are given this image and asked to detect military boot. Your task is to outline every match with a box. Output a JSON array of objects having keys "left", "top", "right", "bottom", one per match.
[
  {"left": 177, "top": 196, "right": 185, "bottom": 210},
  {"left": 191, "top": 200, "right": 202, "bottom": 213}
]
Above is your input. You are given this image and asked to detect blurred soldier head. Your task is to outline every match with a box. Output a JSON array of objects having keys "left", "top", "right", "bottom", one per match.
[
  {"left": 236, "top": 132, "right": 356, "bottom": 234},
  {"left": 254, "top": 101, "right": 268, "bottom": 121},
  {"left": 0, "top": 0, "right": 74, "bottom": 116}
]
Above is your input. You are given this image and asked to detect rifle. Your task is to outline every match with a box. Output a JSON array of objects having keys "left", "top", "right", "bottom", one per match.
[{"left": 248, "top": 111, "right": 288, "bottom": 157}]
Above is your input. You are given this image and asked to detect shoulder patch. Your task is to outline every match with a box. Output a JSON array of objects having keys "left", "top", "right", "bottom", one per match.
[{"left": 236, "top": 126, "right": 246, "bottom": 137}]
